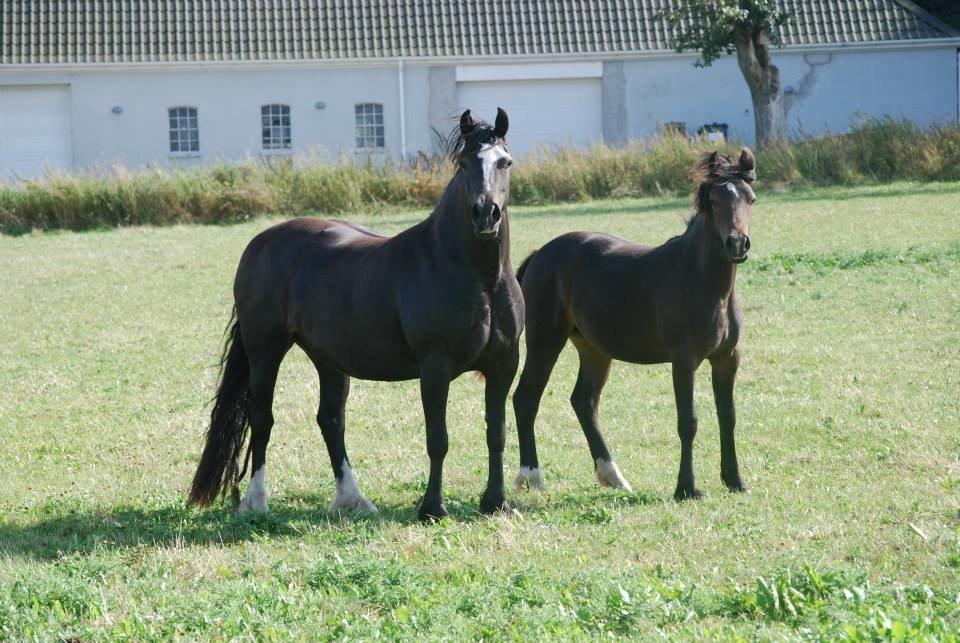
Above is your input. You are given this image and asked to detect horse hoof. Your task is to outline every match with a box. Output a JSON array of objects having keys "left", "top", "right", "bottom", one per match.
[
  {"left": 514, "top": 466, "right": 544, "bottom": 491},
  {"left": 674, "top": 486, "right": 703, "bottom": 501},
  {"left": 237, "top": 496, "right": 268, "bottom": 514},
  {"left": 479, "top": 491, "right": 512, "bottom": 515},
  {"left": 595, "top": 458, "right": 632, "bottom": 491},
  {"left": 330, "top": 494, "right": 378, "bottom": 514},
  {"left": 418, "top": 499, "right": 449, "bottom": 523},
  {"left": 724, "top": 477, "right": 747, "bottom": 493}
]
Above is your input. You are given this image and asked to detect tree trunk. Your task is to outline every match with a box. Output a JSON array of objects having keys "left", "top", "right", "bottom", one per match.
[{"left": 734, "top": 29, "right": 786, "bottom": 148}]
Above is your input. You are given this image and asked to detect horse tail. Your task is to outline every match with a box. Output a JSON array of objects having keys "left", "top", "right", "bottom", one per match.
[
  {"left": 188, "top": 310, "right": 252, "bottom": 507},
  {"left": 515, "top": 249, "right": 538, "bottom": 285}
]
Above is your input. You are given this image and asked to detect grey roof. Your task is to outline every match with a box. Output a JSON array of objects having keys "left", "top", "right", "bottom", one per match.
[{"left": 1, "top": 1, "right": 956, "bottom": 65}]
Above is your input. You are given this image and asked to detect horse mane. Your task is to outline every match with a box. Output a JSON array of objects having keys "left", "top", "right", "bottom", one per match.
[
  {"left": 693, "top": 151, "right": 756, "bottom": 214},
  {"left": 443, "top": 117, "right": 494, "bottom": 164}
]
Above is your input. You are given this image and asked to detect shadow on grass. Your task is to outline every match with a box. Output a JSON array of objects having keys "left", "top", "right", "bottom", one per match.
[
  {"left": 761, "top": 182, "right": 960, "bottom": 204},
  {"left": 0, "top": 492, "right": 460, "bottom": 561},
  {"left": 0, "top": 487, "right": 667, "bottom": 561}
]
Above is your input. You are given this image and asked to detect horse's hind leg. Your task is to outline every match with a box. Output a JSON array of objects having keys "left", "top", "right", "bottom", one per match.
[
  {"left": 570, "top": 338, "right": 631, "bottom": 491},
  {"left": 512, "top": 332, "right": 567, "bottom": 491},
  {"left": 317, "top": 369, "right": 377, "bottom": 513},
  {"left": 710, "top": 348, "right": 745, "bottom": 492},
  {"left": 238, "top": 337, "right": 291, "bottom": 513}
]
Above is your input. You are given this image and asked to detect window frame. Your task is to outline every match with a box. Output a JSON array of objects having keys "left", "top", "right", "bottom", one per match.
[
  {"left": 261, "top": 103, "right": 292, "bottom": 153},
  {"left": 354, "top": 102, "right": 385, "bottom": 150},
  {"left": 168, "top": 106, "right": 200, "bottom": 157}
]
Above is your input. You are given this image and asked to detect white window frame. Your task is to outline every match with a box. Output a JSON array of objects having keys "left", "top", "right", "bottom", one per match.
[
  {"left": 354, "top": 103, "right": 385, "bottom": 150},
  {"left": 168, "top": 106, "right": 200, "bottom": 157},
  {"left": 261, "top": 104, "right": 292, "bottom": 153}
]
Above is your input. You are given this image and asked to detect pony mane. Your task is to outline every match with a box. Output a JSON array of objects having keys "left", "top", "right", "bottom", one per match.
[
  {"left": 444, "top": 117, "right": 494, "bottom": 164},
  {"left": 693, "top": 151, "right": 756, "bottom": 214}
]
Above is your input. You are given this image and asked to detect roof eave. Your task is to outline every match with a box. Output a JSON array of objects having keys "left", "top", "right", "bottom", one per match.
[{"left": 2, "top": 38, "right": 959, "bottom": 73}]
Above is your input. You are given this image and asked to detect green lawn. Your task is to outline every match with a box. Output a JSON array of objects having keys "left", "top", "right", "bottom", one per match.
[{"left": 1, "top": 182, "right": 958, "bottom": 640}]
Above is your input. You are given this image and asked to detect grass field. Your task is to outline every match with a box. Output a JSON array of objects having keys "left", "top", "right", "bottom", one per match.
[{"left": 1, "top": 182, "right": 959, "bottom": 640}]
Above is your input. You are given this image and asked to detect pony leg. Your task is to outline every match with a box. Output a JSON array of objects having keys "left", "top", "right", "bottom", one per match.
[
  {"left": 418, "top": 354, "right": 452, "bottom": 522},
  {"left": 317, "top": 370, "right": 377, "bottom": 513},
  {"left": 238, "top": 341, "right": 289, "bottom": 513},
  {"left": 711, "top": 348, "right": 746, "bottom": 492},
  {"left": 570, "top": 339, "right": 631, "bottom": 491},
  {"left": 512, "top": 334, "right": 567, "bottom": 491},
  {"left": 672, "top": 356, "right": 702, "bottom": 500},
  {"left": 479, "top": 345, "right": 520, "bottom": 514}
]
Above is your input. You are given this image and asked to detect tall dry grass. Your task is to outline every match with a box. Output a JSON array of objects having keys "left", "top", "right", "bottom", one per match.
[{"left": 2, "top": 117, "right": 958, "bottom": 235}]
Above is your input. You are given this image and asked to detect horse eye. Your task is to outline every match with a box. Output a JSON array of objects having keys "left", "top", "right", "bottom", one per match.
[
  {"left": 498, "top": 158, "right": 512, "bottom": 170},
  {"left": 749, "top": 198, "right": 757, "bottom": 205}
]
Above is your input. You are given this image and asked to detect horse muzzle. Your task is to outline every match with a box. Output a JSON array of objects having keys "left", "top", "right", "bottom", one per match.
[
  {"left": 472, "top": 202, "right": 503, "bottom": 240},
  {"left": 725, "top": 233, "right": 751, "bottom": 263}
]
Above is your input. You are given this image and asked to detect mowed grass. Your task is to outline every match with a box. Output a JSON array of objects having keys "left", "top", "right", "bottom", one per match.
[{"left": 1, "top": 182, "right": 958, "bottom": 640}]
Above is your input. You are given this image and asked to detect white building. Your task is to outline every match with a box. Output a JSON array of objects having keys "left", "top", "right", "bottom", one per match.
[{"left": 1, "top": 1, "right": 958, "bottom": 181}]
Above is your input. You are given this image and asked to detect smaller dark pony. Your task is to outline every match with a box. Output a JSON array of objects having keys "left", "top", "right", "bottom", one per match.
[{"left": 513, "top": 148, "right": 757, "bottom": 500}]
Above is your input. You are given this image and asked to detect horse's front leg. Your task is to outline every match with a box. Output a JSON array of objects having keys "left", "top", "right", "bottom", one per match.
[
  {"left": 710, "top": 347, "right": 746, "bottom": 492},
  {"left": 418, "top": 354, "right": 452, "bottom": 522},
  {"left": 672, "top": 355, "right": 702, "bottom": 500},
  {"left": 479, "top": 345, "right": 520, "bottom": 514}
]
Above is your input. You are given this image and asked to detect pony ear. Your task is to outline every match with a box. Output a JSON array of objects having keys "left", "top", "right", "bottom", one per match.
[
  {"left": 739, "top": 147, "right": 757, "bottom": 182},
  {"left": 460, "top": 109, "right": 475, "bottom": 136},
  {"left": 494, "top": 107, "right": 509, "bottom": 139},
  {"left": 707, "top": 151, "right": 722, "bottom": 175}
]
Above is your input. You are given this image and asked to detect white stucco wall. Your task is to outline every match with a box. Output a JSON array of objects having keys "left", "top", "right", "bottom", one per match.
[
  {"left": 0, "top": 44, "right": 957, "bottom": 176},
  {"left": 621, "top": 45, "right": 958, "bottom": 145},
  {"left": 0, "top": 63, "right": 432, "bottom": 172}
]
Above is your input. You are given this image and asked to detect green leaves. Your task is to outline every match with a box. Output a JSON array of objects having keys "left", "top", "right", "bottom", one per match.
[{"left": 662, "top": 0, "right": 792, "bottom": 67}]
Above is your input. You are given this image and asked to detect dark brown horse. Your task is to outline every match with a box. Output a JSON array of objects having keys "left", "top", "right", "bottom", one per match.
[
  {"left": 512, "top": 149, "right": 756, "bottom": 500},
  {"left": 188, "top": 109, "right": 523, "bottom": 522}
]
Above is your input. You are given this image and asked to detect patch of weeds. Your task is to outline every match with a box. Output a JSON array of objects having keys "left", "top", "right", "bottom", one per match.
[
  {"left": 306, "top": 554, "right": 423, "bottom": 611},
  {"left": 719, "top": 566, "right": 854, "bottom": 623},
  {"left": 577, "top": 505, "right": 615, "bottom": 525}
]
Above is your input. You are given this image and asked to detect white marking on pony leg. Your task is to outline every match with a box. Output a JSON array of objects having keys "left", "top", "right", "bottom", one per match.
[
  {"left": 330, "top": 459, "right": 378, "bottom": 513},
  {"left": 238, "top": 466, "right": 268, "bottom": 513},
  {"left": 514, "top": 466, "right": 544, "bottom": 491},
  {"left": 595, "top": 458, "right": 632, "bottom": 491}
]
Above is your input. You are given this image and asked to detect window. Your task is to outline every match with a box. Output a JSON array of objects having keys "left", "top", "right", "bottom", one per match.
[
  {"left": 354, "top": 103, "right": 384, "bottom": 149},
  {"left": 168, "top": 107, "right": 199, "bottom": 154},
  {"left": 261, "top": 104, "right": 292, "bottom": 151}
]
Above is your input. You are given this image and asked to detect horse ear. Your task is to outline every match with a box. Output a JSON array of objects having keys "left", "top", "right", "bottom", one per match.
[
  {"left": 707, "top": 151, "right": 721, "bottom": 175},
  {"left": 494, "top": 107, "right": 509, "bottom": 139},
  {"left": 460, "top": 109, "right": 475, "bottom": 136},
  {"left": 739, "top": 147, "right": 757, "bottom": 182}
]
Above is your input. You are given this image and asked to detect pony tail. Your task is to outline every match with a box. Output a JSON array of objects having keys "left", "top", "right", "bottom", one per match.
[
  {"left": 188, "top": 311, "right": 252, "bottom": 507},
  {"left": 515, "top": 250, "right": 538, "bottom": 285}
]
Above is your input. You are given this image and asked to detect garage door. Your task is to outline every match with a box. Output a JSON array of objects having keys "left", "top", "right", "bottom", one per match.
[
  {"left": 0, "top": 85, "right": 73, "bottom": 182},
  {"left": 457, "top": 78, "right": 602, "bottom": 156}
]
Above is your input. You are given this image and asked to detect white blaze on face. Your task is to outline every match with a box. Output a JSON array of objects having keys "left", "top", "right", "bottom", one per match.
[{"left": 477, "top": 142, "right": 511, "bottom": 193}]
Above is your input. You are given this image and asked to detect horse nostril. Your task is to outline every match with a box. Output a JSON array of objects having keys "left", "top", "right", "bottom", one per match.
[
  {"left": 743, "top": 236, "right": 751, "bottom": 252},
  {"left": 725, "top": 235, "right": 737, "bottom": 252},
  {"left": 491, "top": 205, "right": 502, "bottom": 222}
]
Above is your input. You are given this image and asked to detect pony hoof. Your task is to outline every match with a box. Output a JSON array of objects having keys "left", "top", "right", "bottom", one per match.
[
  {"left": 418, "top": 497, "right": 449, "bottom": 523},
  {"left": 479, "top": 491, "right": 511, "bottom": 515},
  {"left": 674, "top": 486, "right": 703, "bottom": 501},
  {"left": 237, "top": 496, "right": 268, "bottom": 514},
  {"left": 330, "top": 494, "right": 378, "bottom": 514},
  {"left": 595, "top": 458, "right": 632, "bottom": 491},
  {"left": 514, "top": 466, "right": 544, "bottom": 491},
  {"left": 724, "top": 478, "right": 747, "bottom": 493}
]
